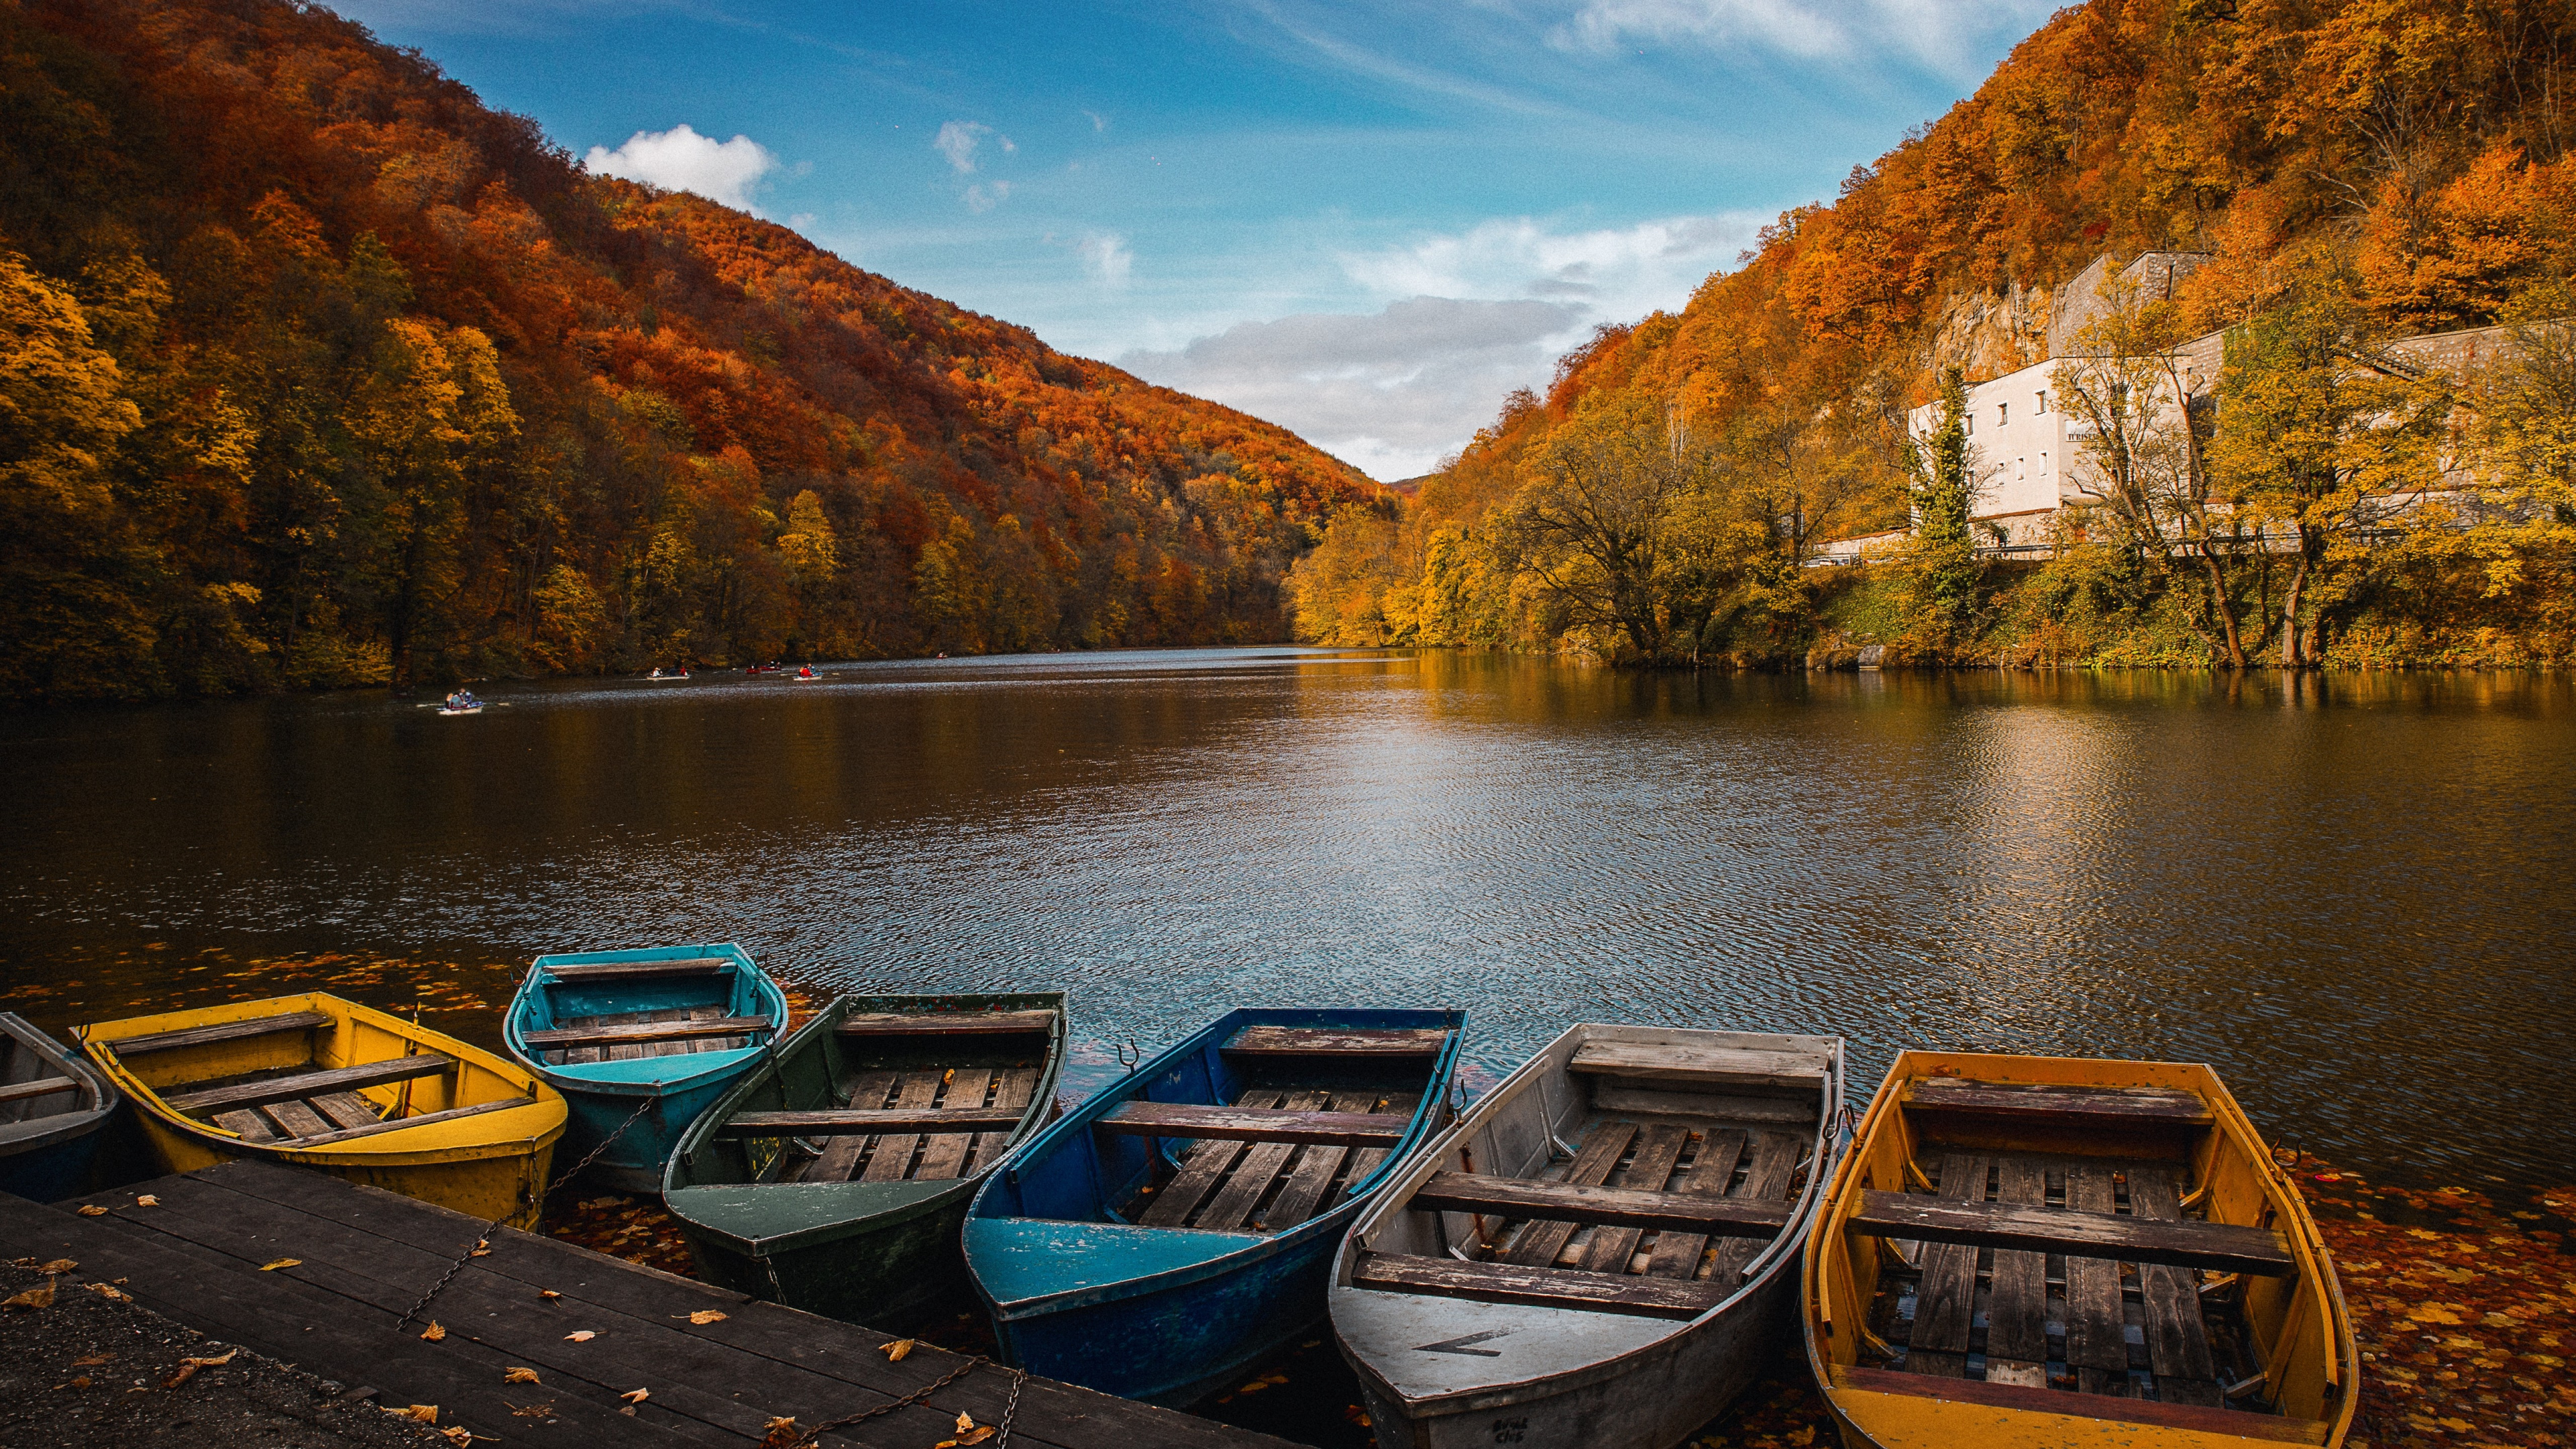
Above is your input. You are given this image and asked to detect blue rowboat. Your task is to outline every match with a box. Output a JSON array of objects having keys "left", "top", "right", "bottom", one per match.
[
  {"left": 0, "top": 1012, "right": 119, "bottom": 1202},
  {"left": 962, "top": 1007, "right": 1465, "bottom": 1405},
  {"left": 503, "top": 945, "right": 790, "bottom": 1193}
]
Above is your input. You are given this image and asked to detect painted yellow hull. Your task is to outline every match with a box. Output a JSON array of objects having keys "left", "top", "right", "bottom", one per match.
[
  {"left": 81, "top": 993, "right": 567, "bottom": 1228},
  {"left": 1802, "top": 1053, "right": 2358, "bottom": 1449}
]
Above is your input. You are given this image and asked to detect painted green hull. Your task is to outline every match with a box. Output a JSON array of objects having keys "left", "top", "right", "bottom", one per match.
[{"left": 663, "top": 991, "right": 1065, "bottom": 1333}]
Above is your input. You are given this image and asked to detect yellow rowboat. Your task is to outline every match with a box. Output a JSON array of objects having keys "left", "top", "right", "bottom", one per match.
[
  {"left": 1803, "top": 1053, "right": 2356, "bottom": 1449},
  {"left": 79, "top": 993, "right": 568, "bottom": 1228}
]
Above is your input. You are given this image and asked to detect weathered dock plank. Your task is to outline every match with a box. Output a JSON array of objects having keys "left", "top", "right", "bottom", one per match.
[{"left": 4, "top": 1161, "right": 1298, "bottom": 1449}]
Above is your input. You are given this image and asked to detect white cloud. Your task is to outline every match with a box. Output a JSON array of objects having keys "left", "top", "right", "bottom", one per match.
[
  {"left": 1122, "top": 297, "right": 1589, "bottom": 481},
  {"left": 1082, "top": 109, "right": 1110, "bottom": 132},
  {"left": 1076, "top": 232, "right": 1134, "bottom": 288},
  {"left": 1339, "top": 212, "right": 1762, "bottom": 322},
  {"left": 582, "top": 124, "right": 778, "bottom": 211},
  {"left": 963, "top": 180, "right": 1014, "bottom": 213},
  {"left": 1554, "top": 0, "right": 2054, "bottom": 75},
  {"left": 936, "top": 120, "right": 990, "bottom": 173}
]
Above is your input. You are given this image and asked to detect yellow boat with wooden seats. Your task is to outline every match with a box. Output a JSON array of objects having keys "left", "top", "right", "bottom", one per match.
[
  {"left": 1803, "top": 1052, "right": 2357, "bottom": 1449},
  {"left": 78, "top": 993, "right": 568, "bottom": 1228}
]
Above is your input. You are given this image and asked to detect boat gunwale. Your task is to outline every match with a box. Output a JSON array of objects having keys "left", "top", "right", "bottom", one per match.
[
  {"left": 0, "top": 1010, "right": 121, "bottom": 1157},
  {"left": 1332, "top": 1021, "right": 1846, "bottom": 1417},
  {"left": 661, "top": 989, "right": 1071, "bottom": 1255},
  {"left": 1798, "top": 1050, "right": 2359, "bottom": 1449},
  {"left": 964, "top": 1006, "right": 1468, "bottom": 1320},
  {"left": 504, "top": 942, "right": 790, "bottom": 1096},
  {"left": 76, "top": 991, "right": 567, "bottom": 1167}
]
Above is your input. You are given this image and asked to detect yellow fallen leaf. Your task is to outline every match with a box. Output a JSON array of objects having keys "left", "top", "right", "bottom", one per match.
[
  {"left": 75, "top": 1205, "right": 108, "bottom": 1217},
  {"left": 621, "top": 1387, "right": 649, "bottom": 1403},
  {"left": 81, "top": 1282, "right": 131, "bottom": 1302},
  {"left": 503, "top": 1367, "right": 539, "bottom": 1385},
  {"left": 419, "top": 1322, "right": 447, "bottom": 1342},
  {"left": 4, "top": 1281, "right": 56, "bottom": 1310},
  {"left": 2406, "top": 1302, "right": 2467, "bottom": 1325},
  {"left": 36, "top": 1259, "right": 76, "bottom": 1274},
  {"left": 383, "top": 1404, "right": 438, "bottom": 1424},
  {"left": 879, "top": 1338, "right": 914, "bottom": 1362},
  {"left": 955, "top": 1428, "right": 996, "bottom": 1446},
  {"left": 564, "top": 1330, "right": 597, "bottom": 1342},
  {"left": 6, "top": 1258, "right": 32, "bottom": 1269},
  {"left": 468, "top": 1240, "right": 491, "bottom": 1258},
  {"left": 134, "top": 1195, "right": 159, "bottom": 1208},
  {"left": 686, "top": 1309, "right": 727, "bottom": 1326},
  {"left": 73, "top": 1354, "right": 111, "bottom": 1366},
  {"left": 439, "top": 1427, "right": 474, "bottom": 1446},
  {"left": 956, "top": 1411, "right": 976, "bottom": 1434},
  {"left": 163, "top": 1347, "right": 239, "bottom": 1388},
  {"left": 539, "top": 1289, "right": 561, "bottom": 1301},
  {"left": 259, "top": 1258, "right": 301, "bottom": 1272}
]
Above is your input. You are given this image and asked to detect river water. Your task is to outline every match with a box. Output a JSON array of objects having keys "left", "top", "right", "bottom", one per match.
[{"left": 5, "top": 648, "right": 2571, "bottom": 1189}]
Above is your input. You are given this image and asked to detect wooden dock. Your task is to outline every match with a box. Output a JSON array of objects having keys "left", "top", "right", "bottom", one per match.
[{"left": 1, "top": 1160, "right": 1301, "bottom": 1449}]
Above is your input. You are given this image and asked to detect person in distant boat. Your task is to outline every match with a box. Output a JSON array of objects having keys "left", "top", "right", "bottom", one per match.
[
  {"left": 797, "top": 665, "right": 816, "bottom": 678},
  {"left": 445, "top": 688, "right": 479, "bottom": 710}
]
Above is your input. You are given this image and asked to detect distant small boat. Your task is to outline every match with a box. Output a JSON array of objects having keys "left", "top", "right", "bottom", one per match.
[
  {"left": 745, "top": 663, "right": 781, "bottom": 675},
  {"left": 645, "top": 667, "right": 693, "bottom": 682},
  {"left": 790, "top": 666, "right": 821, "bottom": 682},
  {"left": 1334, "top": 1024, "right": 1843, "bottom": 1448},
  {"left": 665, "top": 992, "right": 1066, "bottom": 1329},
  {"left": 503, "top": 945, "right": 790, "bottom": 1194},
  {"left": 0, "top": 1011, "right": 120, "bottom": 1203},
  {"left": 80, "top": 993, "right": 568, "bottom": 1228},
  {"left": 439, "top": 688, "right": 484, "bottom": 715},
  {"left": 963, "top": 1008, "right": 1464, "bottom": 1404},
  {"left": 1804, "top": 1052, "right": 2358, "bottom": 1448}
]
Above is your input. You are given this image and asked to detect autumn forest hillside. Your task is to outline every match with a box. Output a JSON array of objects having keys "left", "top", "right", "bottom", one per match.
[
  {"left": 0, "top": 0, "right": 1385, "bottom": 702},
  {"left": 1293, "top": 0, "right": 2576, "bottom": 669}
]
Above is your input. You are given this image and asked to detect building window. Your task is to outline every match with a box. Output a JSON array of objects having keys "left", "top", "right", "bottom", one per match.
[
  {"left": 1998, "top": 402, "right": 2009, "bottom": 425},
  {"left": 2017, "top": 458, "right": 2026, "bottom": 480},
  {"left": 1966, "top": 412, "right": 1973, "bottom": 435},
  {"left": 2041, "top": 451, "right": 2049, "bottom": 476},
  {"left": 2037, "top": 391, "right": 2048, "bottom": 415}
]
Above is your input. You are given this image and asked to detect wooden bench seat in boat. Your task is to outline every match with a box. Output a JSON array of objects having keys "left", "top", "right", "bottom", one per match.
[
  {"left": 541, "top": 958, "right": 729, "bottom": 983},
  {"left": 0, "top": 1077, "right": 78, "bottom": 1106},
  {"left": 1848, "top": 1187, "right": 2294, "bottom": 1275},
  {"left": 1827, "top": 1366, "right": 2332, "bottom": 1445},
  {"left": 1901, "top": 1077, "right": 2212, "bottom": 1127},
  {"left": 1220, "top": 1026, "right": 1451, "bottom": 1059},
  {"left": 164, "top": 1055, "right": 454, "bottom": 1114},
  {"left": 1097, "top": 1100, "right": 1410, "bottom": 1148},
  {"left": 103, "top": 1010, "right": 333, "bottom": 1057},
  {"left": 546, "top": 1006, "right": 755, "bottom": 1065},
  {"left": 835, "top": 1010, "right": 1057, "bottom": 1037},
  {"left": 1354, "top": 1253, "right": 1729, "bottom": 1319},
  {"left": 520, "top": 1015, "right": 775, "bottom": 1051},
  {"left": 1132, "top": 1086, "right": 1421, "bottom": 1234},
  {"left": 1568, "top": 1041, "right": 1831, "bottom": 1097},
  {"left": 1411, "top": 1171, "right": 1794, "bottom": 1237},
  {"left": 716, "top": 1108, "right": 1026, "bottom": 1137}
]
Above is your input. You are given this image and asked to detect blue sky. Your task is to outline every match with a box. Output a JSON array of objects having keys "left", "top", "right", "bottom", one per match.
[{"left": 339, "top": 0, "right": 2056, "bottom": 479}]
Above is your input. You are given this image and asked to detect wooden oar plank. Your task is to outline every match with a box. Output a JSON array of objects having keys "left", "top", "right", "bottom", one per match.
[
  {"left": 1220, "top": 1026, "right": 1449, "bottom": 1058},
  {"left": 1849, "top": 1189, "right": 2293, "bottom": 1276},
  {"left": 835, "top": 1010, "right": 1056, "bottom": 1037},
  {"left": 521, "top": 1016, "right": 774, "bottom": 1049},
  {"left": 166, "top": 1055, "right": 453, "bottom": 1114},
  {"left": 1096, "top": 1100, "right": 1409, "bottom": 1148}
]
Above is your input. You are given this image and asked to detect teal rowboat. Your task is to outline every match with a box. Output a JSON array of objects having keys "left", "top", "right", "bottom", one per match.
[
  {"left": 502, "top": 944, "right": 789, "bottom": 1194},
  {"left": 662, "top": 992, "right": 1066, "bottom": 1330}
]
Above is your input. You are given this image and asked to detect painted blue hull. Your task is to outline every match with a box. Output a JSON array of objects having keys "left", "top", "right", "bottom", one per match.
[
  {"left": 0, "top": 1127, "right": 107, "bottom": 1203},
  {"left": 503, "top": 943, "right": 790, "bottom": 1194},
  {"left": 963, "top": 1007, "right": 1464, "bottom": 1405}
]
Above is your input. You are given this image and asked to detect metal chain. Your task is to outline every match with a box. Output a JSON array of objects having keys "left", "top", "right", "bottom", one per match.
[
  {"left": 397, "top": 1093, "right": 659, "bottom": 1328},
  {"left": 782, "top": 1352, "right": 1026, "bottom": 1448}
]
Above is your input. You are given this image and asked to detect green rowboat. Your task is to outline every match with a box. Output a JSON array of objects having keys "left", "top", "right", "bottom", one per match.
[{"left": 662, "top": 991, "right": 1066, "bottom": 1329}]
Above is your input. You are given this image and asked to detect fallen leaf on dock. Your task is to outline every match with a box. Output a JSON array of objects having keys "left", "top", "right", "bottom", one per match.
[
  {"left": 63, "top": 1376, "right": 91, "bottom": 1389},
  {"left": 36, "top": 1259, "right": 75, "bottom": 1273},
  {"left": 72, "top": 1354, "right": 111, "bottom": 1366},
  {"left": 419, "top": 1322, "right": 446, "bottom": 1341},
  {"left": 74, "top": 1205, "right": 107, "bottom": 1217},
  {"left": 564, "top": 1330, "right": 596, "bottom": 1342},
  {"left": 468, "top": 1240, "right": 492, "bottom": 1258},
  {"left": 162, "top": 1347, "right": 238, "bottom": 1388},
  {"left": 383, "top": 1404, "right": 438, "bottom": 1424},
  {"left": 7, "top": 1258, "right": 33, "bottom": 1268},
  {"left": 4, "top": 1281, "right": 56, "bottom": 1309},
  {"left": 438, "top": 1426, "right": 474, "bottom": 1446},
  {"left": 134, "top": 1195, "right": 159, "bottom": 1207},
  {"left": 539, "top": 1289, "right": 561, "bottom": 1300},
  {"left": 258, "top": 1258, "right": 301, "bottom": 1272},
  {"left": 508, "top": 1400, "right": 553, "bottom": 1417},
  {"left": 954, "top": 1428, "right": 996, "bottom": 1446},
  {"left": 621, "top": 1387, "right": 649, "bottom": 1403},
  {"left": 81, "top": 1282, "right": 131, "bottom": 1302},
  {"left": 760, "top": 1415, "right": 798, "bottom": 1447},
  {"left": 879, "top": 1338, "right": 914, "bottom": 1361},
  {"left": 684, "top": 1309, "right": 727, "bottom": 1325},
  {"left": 503, "top": 1367, "right": 539, "bottom": 1385}
]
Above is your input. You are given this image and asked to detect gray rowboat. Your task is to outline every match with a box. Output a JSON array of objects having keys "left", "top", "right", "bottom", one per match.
[{"left": 1330, "top": 1023, "right": 1845, "bottom": 1449}]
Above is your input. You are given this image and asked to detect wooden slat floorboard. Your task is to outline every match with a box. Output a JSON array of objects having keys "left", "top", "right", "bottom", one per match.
[
  {"left": 1504, "top": 1120, "right": 1635, "bottom": 1268},
  {"left": 859, "top": 1072, "right": 944, "bottom": 1184},
  {"left": 1644, "top": 1127, "right": 1747, "bottom": 1279},
  {"left": 1904, "top": 1150, "right": 1986, "bottom": 1378},
  {"left": 1578, "top": 1122, "right": 1690, "bottom": 1272},
  {"left": 1196, "top": 1090, "right": 1330, "bottom": 1232},
  {"left": 801, "top": 1069, "right": 900, "bottom": 1183},
  {"left": 2062, "top": 1161, "right": 2133, "bottom": 1395},
  {"left": 1984, "top": 1157, "right": 2050, "bottom": 1387},
  {"left": 1337, "top": 1090, "right": 1417, "bottom": 1187},
  {"left": 164, "top": 1055, "right": 453, "bottom": 1114},
  {"left": 910, "top": 1069, "right": 991, "bottom": 1181},
  {"left": 1256, "top": 1088, "right": 1373, "bottom": 1232},
  {"left": 21, "top": 1161, "right": 1298, "bottom": 1449},
  {"left": 1706, "top": 1130, "right": 1804, "bottom": 1284},
  {"left": 1135, "top": 1087, "right": 1277, "bottom": 1228},
  {"left": 2130, "top": 1165, "right": 2224, "bottom": 1407},
  {"left": 961, "top": 1067, "right": 1040, "bottom": 1179}
]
